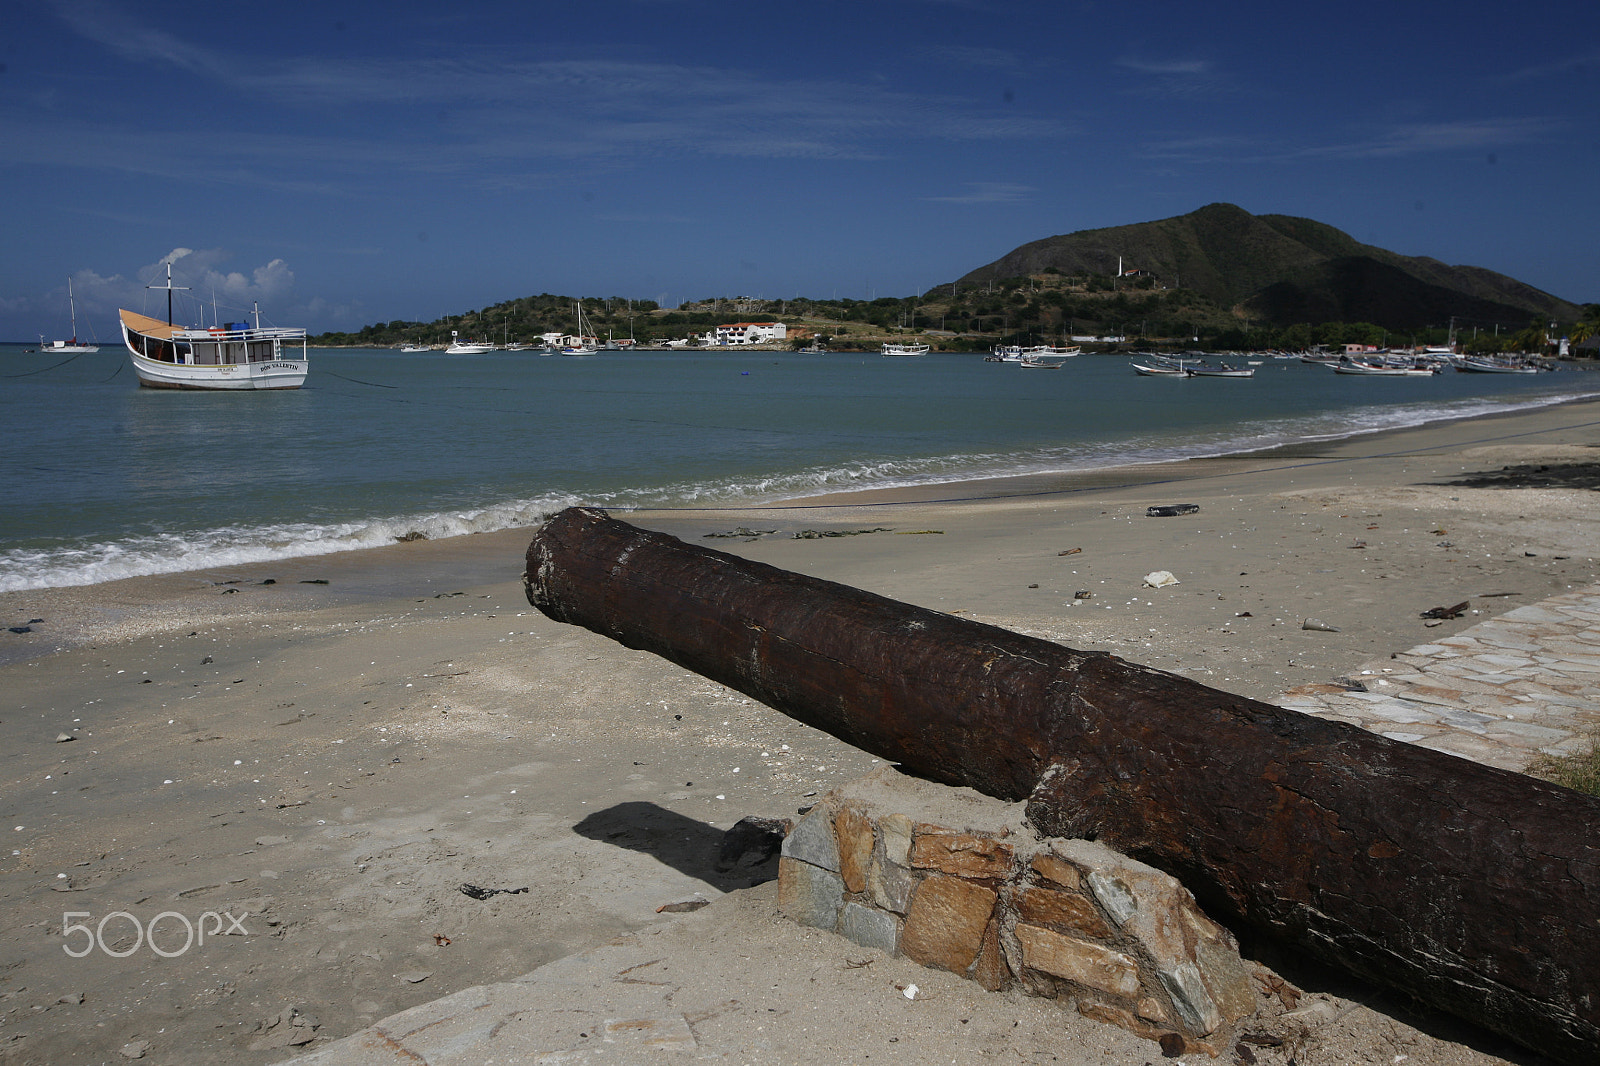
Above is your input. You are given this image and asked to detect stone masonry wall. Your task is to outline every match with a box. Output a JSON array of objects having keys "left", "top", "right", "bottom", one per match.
[{"left": 777, "top": 768, "right": 1257, "bottom": 1056}]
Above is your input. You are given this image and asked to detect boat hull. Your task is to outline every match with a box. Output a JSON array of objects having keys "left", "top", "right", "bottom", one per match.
[
  {"left": 131, "top": 350, "right": 307, "bottom": 390},
  {"left": 1458, "top": 360, "right": 1539, "bottom": 374}
]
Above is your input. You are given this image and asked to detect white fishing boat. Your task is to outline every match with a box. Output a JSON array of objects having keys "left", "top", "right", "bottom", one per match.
[
  {"left": 445, "top": 330, "right": 495, "bottom": 354},
  {"left": 1018, "top": 355, "right": 1065, "bottom": 368},
  {"left": 1131, "top": 359, "right": 1187, "bottom": 376},
  {"left": 1457, "top": 357, "right": 1540, "bottom": 374},
  {"left": 1184, "top": 363, "right": 1254, "bottom": 378},
  {"left": 1331, "top": 361, "right": 1416, "bottom": 376},
  {"left": 400, "top": 342, "right": 432, "bottom": 352},
  {"left": 39, "top": 278, "right": 99, "bottom": 353},
  {"left": 1024, "top": 345, "right": 1081, "bottom": 357},
  {"left": 119, "top": 309, "right": 307, "bottom": 390},
  {"left": 1331, "top": 359, "right": 1437, "bottom": 376},
  {"left": 882, "top": 342, "right": 930, "bottom": 356}
]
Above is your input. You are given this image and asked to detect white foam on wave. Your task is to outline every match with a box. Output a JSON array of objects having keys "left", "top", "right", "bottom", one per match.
[
  {"left": 0, "top": 493, "right": 585, "bottom": 593},
  {"left": 658, "top": 390, "right": 1600, "bottom": 504},
  {"left": 4, "top": 387, "right": 1594, "bottom": 593}
]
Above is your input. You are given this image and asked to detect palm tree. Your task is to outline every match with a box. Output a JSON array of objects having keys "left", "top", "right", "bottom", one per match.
[
  {"left": 1511, "top": 319, "right": 1553, "bottom": 355},
  {"left": 1570, "top": 307, "right": 1599, "bottom": 358}
]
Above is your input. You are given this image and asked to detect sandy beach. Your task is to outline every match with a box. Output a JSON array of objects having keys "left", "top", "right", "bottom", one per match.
[{"left": 3, "top": 400, "right": 1598, "bottom": 1065}]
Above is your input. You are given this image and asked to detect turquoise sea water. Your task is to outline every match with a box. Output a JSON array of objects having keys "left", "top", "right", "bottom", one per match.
[{"left": 3, "top": 344, "right": 1596, "bottom": 593}]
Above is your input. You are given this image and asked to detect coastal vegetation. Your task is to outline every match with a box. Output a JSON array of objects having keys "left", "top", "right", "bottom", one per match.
[
  {"left": 1528, "top": 735, "right": 1600, "bottom": 797},
  {"left": 310, "top": 204, "right": 1597, "bottom": 354},
  {"left": 310, "top": 281, "right": 1599, "bottom": 356}
]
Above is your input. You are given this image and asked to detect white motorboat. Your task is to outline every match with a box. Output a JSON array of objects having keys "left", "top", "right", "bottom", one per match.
[
  {"left": 120, "top": 308, "right": 307, "bottom": 390},
  {"left": 400, "top": 342, "right": 432, "bottom": 352},
  {"left": 39, "top": 278, "right": 99, "bottom": 353},
  {"left": 882, "top": 342, "right": 930, "bottom": 356},
  {"left": 445, "top": 330, "right": 495, "bottom": 354}
]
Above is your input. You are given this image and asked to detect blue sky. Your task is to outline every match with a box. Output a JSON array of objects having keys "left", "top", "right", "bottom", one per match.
[{"left": 5, "top": 0, "right": 1597, "bottom": 340}]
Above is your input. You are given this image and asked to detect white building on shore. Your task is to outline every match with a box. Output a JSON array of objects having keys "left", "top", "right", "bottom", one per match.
[{"left": 711, "top": 322, "right": 787, "bottom": 345}]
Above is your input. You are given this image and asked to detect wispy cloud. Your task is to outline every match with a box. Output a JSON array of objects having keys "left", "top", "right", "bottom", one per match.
[
  {"left": 1296, "top": 118, "right": 1564, "bottom": 160},
  {"left": 47, "top": 0, "right": 228, "bottom": 78},
  {"left": 41, "top": 5, "right": 1069, "bottom": 183},
  {"left": 1139, "top": 118, "right": 1562, "bottom": 165},
  {"left": 921, "top": 182, "right": 1034, "bottom": 204},
  {"left": 1115, "top": 55, "right": 1228, "bottom": 97},
  {"left": 1117, "top": 57, "right": 1213, "bottom": 77},
  {"left": 919, "top": 44, "right": 1020, "bottom": 71},
  {"left": 1498, "top": 48, "right": 1600, "bottom": 84}
]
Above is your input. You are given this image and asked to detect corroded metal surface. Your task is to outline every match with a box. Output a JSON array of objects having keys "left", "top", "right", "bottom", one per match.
[{"left": 525, "top": 506, "right": 1600, "bottom": 1065}]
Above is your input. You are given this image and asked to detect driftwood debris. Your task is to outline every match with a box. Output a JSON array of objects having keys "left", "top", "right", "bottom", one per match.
[{"left": 524, "top": 506, "right": 1600, "bottom": 1065}]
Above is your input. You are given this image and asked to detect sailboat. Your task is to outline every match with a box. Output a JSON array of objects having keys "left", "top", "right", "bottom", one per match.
[
  {"left": 39, "top": 278, "right": 100, "bottom": 353},
  {"left": 560, "top": 302, "right": 599, "bottom": 355}
]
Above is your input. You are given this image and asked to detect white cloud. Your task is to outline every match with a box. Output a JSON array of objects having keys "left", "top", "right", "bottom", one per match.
[{"left": 57, "top": 251, "right": 298, "bottom": 327}]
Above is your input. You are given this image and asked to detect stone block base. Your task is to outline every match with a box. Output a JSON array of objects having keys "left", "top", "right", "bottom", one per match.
[{"left": 778, "top": 766, "right": 1257, "bottom": 1055}]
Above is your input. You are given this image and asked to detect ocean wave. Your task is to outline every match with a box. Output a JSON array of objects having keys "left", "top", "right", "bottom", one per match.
[
  {"left": 0, "top": 493, "right": 585, "bottom": 593},
  {"left": 3, "top": 387, "right": 1594, "bottom": 593}
]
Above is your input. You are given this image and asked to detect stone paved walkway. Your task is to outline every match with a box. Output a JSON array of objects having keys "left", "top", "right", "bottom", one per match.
[{"left": 1278, "top": 583, "right": 1600, "bottom": 773}]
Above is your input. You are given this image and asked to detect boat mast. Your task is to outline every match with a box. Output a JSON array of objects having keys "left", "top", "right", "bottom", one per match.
[
  {"left": 148, "top": 261, "right": 190, "bottom": 326},
  {"left": 68, "top": 277, "right": 78, "bottom": 342}
]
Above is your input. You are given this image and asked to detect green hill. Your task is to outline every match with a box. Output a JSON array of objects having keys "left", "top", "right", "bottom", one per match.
[{"left": 955, "top": 203, "right": 1581, "bottom": 330}]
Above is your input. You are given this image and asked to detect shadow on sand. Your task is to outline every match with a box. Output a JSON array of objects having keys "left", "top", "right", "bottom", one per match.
[{"left": 573, "top": 801, "right": 790, "bottom": 891}]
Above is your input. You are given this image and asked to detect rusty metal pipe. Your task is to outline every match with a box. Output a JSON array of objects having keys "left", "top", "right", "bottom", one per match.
[{"left": 525, "top": 507, "right": 1600, "bottom": 1065}]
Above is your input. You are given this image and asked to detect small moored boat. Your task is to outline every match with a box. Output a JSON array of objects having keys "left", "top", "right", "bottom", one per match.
[
  {"left": 40, "top": 278, "right": 100, "bottom": 353},
  {"left": 1331, "top": 360, "right": 1434, "bottom": 376},
  {"left": 1184, "top": 363, "right": 1254, "bottom": 378},
  {"left": 120, "top": 307, "right": 307, "bottom": 390},
  {"left": 1131, "top": 359, "right": 1187, "bottom": 376},
  {"left": 882, "top": 342, "right": 930, "bottom": 356},
  {"left": 1457, "top": 358, "right": 1540, "bottom": 374},
  {"left": 445, "top": 330, "right": 495, "bottom": 354}
]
